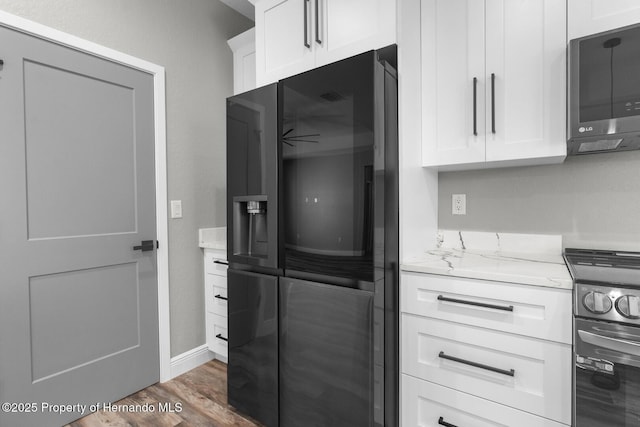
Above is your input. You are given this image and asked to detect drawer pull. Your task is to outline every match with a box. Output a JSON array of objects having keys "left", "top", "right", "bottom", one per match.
[
  {"left": 438, "top": 417, "right": 458, "bottom": 427},
  {"left": 437, "top": 295, "right": 514, "bottom": 312},
  {"left": 216, "top": 333, "right": 228, "bottom": 342},
  {"left": 214, "top": 294, "right": 228, "bottom": 301},
  {"left": 213, "top": 260, "right": 228, "bottom": 265},
  {"left": 438, "top": 351, "right": 515, "bottom": 377}
]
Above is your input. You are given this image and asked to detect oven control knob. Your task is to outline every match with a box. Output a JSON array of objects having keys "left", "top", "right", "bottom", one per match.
[
  {"left": 583, "top": 291, "right": 612, "bottom": 314},
  {"left": 615, "top": 295, "right": 640, "bottom": 319}
]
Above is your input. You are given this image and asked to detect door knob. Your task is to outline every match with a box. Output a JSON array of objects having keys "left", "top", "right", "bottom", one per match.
[{"left": 133, "top": 240, "right": 156, "bottom": 252}]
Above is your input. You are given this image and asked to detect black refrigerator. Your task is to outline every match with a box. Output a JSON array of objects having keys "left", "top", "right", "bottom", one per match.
[{"left": 226, "top": 47, "right": 399, "bottom": 427}]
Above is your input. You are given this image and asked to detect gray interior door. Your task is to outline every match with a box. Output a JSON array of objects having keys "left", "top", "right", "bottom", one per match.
[{"left": 0, "top": 23, "right": 158, "bottom": 427}]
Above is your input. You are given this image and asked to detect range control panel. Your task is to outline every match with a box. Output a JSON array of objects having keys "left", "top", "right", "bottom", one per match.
[{"left": 575, "top": 283, "right": 640, "bottom": 325}]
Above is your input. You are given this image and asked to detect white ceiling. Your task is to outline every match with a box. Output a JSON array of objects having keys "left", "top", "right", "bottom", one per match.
[{"left": 220, "top": 0, "right": 255, "bottom": 21}]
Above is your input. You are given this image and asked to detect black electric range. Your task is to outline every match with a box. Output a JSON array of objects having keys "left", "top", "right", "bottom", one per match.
[{"left": 564, "top": 248, "right": 640, "bottom": 427}]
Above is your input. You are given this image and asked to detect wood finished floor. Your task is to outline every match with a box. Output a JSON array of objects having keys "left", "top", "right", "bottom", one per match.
[{"left": 64, "top": 360, "right": 263, "bottom": 427}]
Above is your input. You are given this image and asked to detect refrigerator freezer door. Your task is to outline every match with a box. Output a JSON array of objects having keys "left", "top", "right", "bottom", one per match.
[
  {"left": 227, "top": 83, "right": 279, "bottom": 270},
  {"left": 279, "top": 277, "right": 374, "bottom": 427},
  {"left": 227, "top": 269, "right": 278, "bottom": 427}
]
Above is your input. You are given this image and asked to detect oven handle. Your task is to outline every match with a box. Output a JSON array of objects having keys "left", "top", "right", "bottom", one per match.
[{"left": 578, "top": 330, "right": 640, "bottom": 357}]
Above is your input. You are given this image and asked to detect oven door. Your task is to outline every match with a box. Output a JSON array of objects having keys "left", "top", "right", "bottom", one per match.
[{"left": 574, "top": 318, "right": 640, "bottom": 426}]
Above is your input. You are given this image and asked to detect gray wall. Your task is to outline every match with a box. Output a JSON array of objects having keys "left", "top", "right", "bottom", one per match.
[
  {"left": 0, "top": 0, "right": 253, "bottom": 357},
  {"left": 439, "top": 150, "right": 640, "bottom": 251}
]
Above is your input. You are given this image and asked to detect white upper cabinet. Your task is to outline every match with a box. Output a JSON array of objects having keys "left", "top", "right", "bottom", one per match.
[
  {"left": 421, "top": 0, "right": 486, "bottom": 167},
  {"left": 256, "top": 0, "right": 315, "bottom": 86},
  {"left": 228, "top": 28, "right": 257, "bottom": 95},
  {"left": 421, "top": 0, "right": 567, "bottom": 170},
  {"left": 569, "top": 0, "right": 640, "bottom": 39},
  {"left": 315, "top": 0, "right": 396, "bottom": 65},
  {"left": 255, "top": 0, "right": 396, "bottom": 86}
]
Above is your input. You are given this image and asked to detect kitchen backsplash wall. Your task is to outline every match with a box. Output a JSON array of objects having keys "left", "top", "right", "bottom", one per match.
[
  {"left": 438, "top": 150, "right": 640, "bottom": 251},
  {"left": 0, "top": 0, "right": 253, "bottom": 357}
]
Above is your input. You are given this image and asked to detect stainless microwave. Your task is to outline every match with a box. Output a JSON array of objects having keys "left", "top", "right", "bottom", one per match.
[{"left": 568, "top": 23, "right": 640, "bottom": 155}]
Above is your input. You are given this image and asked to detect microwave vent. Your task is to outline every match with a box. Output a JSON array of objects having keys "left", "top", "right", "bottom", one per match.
[{"left": 578, "top": 139, "right": 623, "bottom": 153}]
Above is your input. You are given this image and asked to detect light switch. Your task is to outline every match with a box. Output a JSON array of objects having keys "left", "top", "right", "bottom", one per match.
[{"left": 170, "top": 200, "right": 183, "bottom": 219}]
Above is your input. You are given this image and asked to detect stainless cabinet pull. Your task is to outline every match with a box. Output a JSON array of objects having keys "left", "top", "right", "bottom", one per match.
[
  {"left": 315, "top": 0, "right": 322, "bottom": 44},
  {"left": 216, "top": 333, "right": 228, "bottom": 342},
  {"left": 438, "top": 417, "right": 458, "bottom": 427},
  {"left": 437, "top": 295, "right": 513, "bottom": 312},
  {"left": 304, "top": 0, "right": 311, "bottom": 48},
  {"left": 439, "top": 351, "right": 515, "bottom": 377},
  {"left": 473, "top": 77, "right": 478, "bottom": 136},
  {"left": 491, "top": 73, "right": 496, "bottom": 134}
]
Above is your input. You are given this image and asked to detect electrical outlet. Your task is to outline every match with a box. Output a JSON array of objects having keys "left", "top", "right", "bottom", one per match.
[{"left": 452, "top": 194, "right": 466, "bottom": 215}]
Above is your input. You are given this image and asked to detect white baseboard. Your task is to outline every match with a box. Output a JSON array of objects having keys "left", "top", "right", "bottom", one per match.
[{"left": 167, "top": 345, "right": 214, "bottom": 381}]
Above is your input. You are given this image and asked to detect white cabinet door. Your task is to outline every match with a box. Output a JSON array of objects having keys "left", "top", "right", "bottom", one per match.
[
  {"left": 315, "top": 0, "right": 396, "bottom": 65},
  {"left": 256, "top": 0, "right": 397, "bottom": 85},
  {"left": 255, "top": 0, "right": 315, "bottom": 86},
  {"left": 205, "top": 274, "right": 228, "bottom": 317},
  {"left": 402, "top": 375, "right": 568, "bottom": 427},
  {"left": 228, "top": 28, "right": 256, "bottom": 95},
  {"left": 421, "top": 0, "right": 486, "bottom": 167},
  {"left": 206, "top": 312, "right": 228, "bottom": 359},
  {"left": 569, "top": 0, "right": 640, "bottom": 39},
  {"left": 401, "top": 272, "right": 573, "bottom": 344},
  {"left": 402, "top": 315, "right": 572, "bottom": 424},
  {"left": 421, "top": 0, "right": 567, "bottom": 170},
  {"left": 485, "top": 0, "right": 566, "bottom": 164},
  {"left": 203, "top": 249, "right": 228, "bottom": 361}
]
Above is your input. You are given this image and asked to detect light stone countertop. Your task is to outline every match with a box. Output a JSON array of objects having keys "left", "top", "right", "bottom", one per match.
[
  {"left": 401, "top": 230, "right": 573, "bottom": 289},
  {"left": 198, "top": 227, "right": 226, "bottom": 251}
]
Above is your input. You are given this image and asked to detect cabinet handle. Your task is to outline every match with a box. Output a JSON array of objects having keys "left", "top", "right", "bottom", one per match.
[
  {"left": 213, "top": 260, "right": 228, "bottom": 265},
  {"left": 491, "top": 72, "right": 496, "bottom": 134},
  {"left": 214, "top": 294, "right": 228, "bottom": 301},
  {"left": 438, "top": 417, "right": 458, "bottom": 427},
  {"left": 304, "top": 0, "right": 311, "bottom": 48},
  {"left": 216, "top": 333, "right": 228, "bottom": 342},
  {"left": 437, "top": 295, "right": 513, "bottom": 312},
  {"left": 472, "top": 77, "right": 478, "bottom": 136},
  {"left": 439, "top": 351, "right": 515, "bottom": 377},
  {"left": 315, "top": 0, "right": 322, "bottom": 44}
]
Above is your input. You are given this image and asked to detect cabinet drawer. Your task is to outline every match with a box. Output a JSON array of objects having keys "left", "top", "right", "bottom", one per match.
[
  {"left": 401, "top": 272, "right": 572, "bottom": 343},
  {"left": 402, "top": 374, "right": 568, "bottom": 427},
  {"left": 401, "top": 314, "right": 571, "bottom": 424},
  {"left": 205, "top": 274, "right": 228, "bottom": 317},
  {"left": 206, "top": 312, "right": 228, "bottom": 358},
  {"left": 204, "top": 250, "right": 228, "bottom": 276}
]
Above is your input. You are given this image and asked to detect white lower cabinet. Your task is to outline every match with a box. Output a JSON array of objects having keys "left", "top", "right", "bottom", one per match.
[
  {"left": 400, "top": 272, "right": 571, "bottom": 426},
  {"left": 402, "top": 374, "right": 566, "bottom": 427},
  {"left": 402, "top": 315, "right": 571, "bottom": 424},
  {"left": 206, "top": 312, "right": 228, "bottom": 358},
  {"left": 401, "top": 272, "right": 572, "bottom": 344},
  {"left": 203, "top": 249, "right": 228, "bottom": 361}
]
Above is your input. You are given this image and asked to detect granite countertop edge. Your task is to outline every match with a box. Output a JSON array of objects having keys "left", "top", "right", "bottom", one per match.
[{"left": 401, "top": 248, "right": 573, "bottom": 290}]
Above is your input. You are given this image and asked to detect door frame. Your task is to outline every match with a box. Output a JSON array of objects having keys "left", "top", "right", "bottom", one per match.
[{"left": 0, "top": 11, "right": 172, "bottom": 382}]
